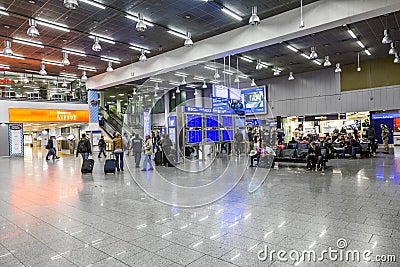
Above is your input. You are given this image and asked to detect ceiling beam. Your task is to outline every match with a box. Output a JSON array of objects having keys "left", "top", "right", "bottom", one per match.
[{"left": 87, "top": 0, "right": 400, "bottom": 90}]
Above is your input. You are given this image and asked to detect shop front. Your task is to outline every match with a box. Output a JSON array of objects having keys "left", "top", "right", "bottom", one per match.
[{"left": 371, "top": 111, "right": 400, "bottom": 145}]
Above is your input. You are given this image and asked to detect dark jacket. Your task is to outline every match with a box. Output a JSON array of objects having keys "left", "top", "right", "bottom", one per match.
[
  {"left": 349, "top": 139, "right": 361, "bottom": 148},
  {"left": 98, "top": 138, "right": 106, "bottom": 148},
  {"left": 366, "top": 127, "right": 376, "bottom": 139},
  {"left": 131, "top": 137, "right": 143, "bottom": 153},
  {"left": 308, "top": 146, "right": 321, "bottom": 156},
  {"left": 76, "top": 138, "right": 91, "bottom": 155},
  {"left": 47, "top": 139, "right": 54, "bottom": 149}
]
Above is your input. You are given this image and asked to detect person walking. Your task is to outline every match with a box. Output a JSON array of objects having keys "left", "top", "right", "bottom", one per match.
[
  {"left": 381, "top": 124, "right": 390, "bottom": 154},
  {"left": 45, "top": 136, "right": 60, "bottom": 160},
  {"left": 142, "top": 134, "right": 154, "bottom": 171},
  {"left": 122, "top": 132, "right": 129, "bottom": 155},
  {"left": 113, "top": 132, "right": 124, "bottom": 171},
  {"left": 366, "top": 125, "right": 376, "bottom": 156},
  {"left": 98, "top": 136, "right": 106, "bottom": 158},
  {"left": 76, "top": 133, "right": 92, "bottom": 160},
  {"left": 131, "top": 133, "right": 143, "bottom": 168},
  {"left": 234, "top": 129, "right": 244, "bottom": 155},
  {"left": 160, "top": 134, "right": 173, "bottom": 166}
]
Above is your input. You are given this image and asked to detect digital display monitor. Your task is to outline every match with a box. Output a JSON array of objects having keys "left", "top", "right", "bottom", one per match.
[
  {"left": 221, "top": 116, "right": 233, "bottom": 127},
  {"left": 187, "top": 114, "right": 202, "bottom": 128},
  {"left": 187, "top": 130, "right": 203, "bottom": 144},
  {"left": 222, "top": 130, "right": 233, "bottom": 142},
  {"left": 241, "top": 86, "right": 266, "bottom": 114},
  {"left": 213, "top": 84, "right": 229, "bottom": 99},
  {"left": 206, "top": 115, "right": 219, "bottom": 128},
  {"left": 205, "top": 130, "right": 219, "bottom": 142},
  {"left": 229, "top": 87, "right": 242, "bottom": 100}
]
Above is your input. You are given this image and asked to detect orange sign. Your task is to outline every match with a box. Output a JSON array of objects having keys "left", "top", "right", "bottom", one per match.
[{"left": 9, "top": 108, "right": 89, "bottom": 123}]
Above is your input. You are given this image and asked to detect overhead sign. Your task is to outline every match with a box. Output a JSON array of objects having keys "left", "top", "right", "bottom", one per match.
[
  {"left": 9, "top": 123, "right": 24, "bottom": 157},
  {"left": 9, "top": 109, "right": 89, "bottom": 123},
  {"left": 212, "top": 97, "right": 230, "bottom": 110},
  {"left": 185, "top": 106, "right": 212, "bottom": 113},
  {"left": 372, "top": 113, "right": 400, "bottom": 120},
  {"left": 168, "top": 116, "right": 177, "bottom": 128},
  {"left": 213, "top": 84, "right": 229, "bottom": 99},
  {"left": 241, "top": 86, "right": 266, "bottom": 114}
]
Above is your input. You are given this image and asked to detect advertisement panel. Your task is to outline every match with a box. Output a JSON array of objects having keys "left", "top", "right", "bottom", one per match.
[
  {"left": 8, "top": 123, "right": 24, "bottom": 157},
  {"left": 241, "top": 86, "right": 266, "bottom": 114},
  {"left": 9, "top": 108, "right": 89, "bottom": 123}
]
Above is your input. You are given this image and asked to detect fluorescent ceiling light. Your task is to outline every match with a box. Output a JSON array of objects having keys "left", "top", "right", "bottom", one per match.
[
  {"left": 186, "top": 84, "right": 196, "bottom": 88},
  {"left": 356, "top": 41, "right": 365, "bottom": 48},
  {"left": 260, "top": 62, "right": 269, "bottom": 68},
  {"left": 89, "top": 34, "right": 115, "bottom": 44},
  {"left": 129, "top": 45, "right": 150, "bottom": 53},
  {"left": 301, "top": 53, "right": 310, "bottom": 59},
  {"left": 80, "top": 0, "right": 106, "bottom": 9},
  {"left": 204, "top": 65, "right": 216, "bottom": 71},
  {"left": 222, "top": 70, "right": 234, "bottom": 75},
  {"left": 41, "top": 60, "right": 63, "bottom": 66},
  {"left": 167, "top": 30, "right": 187, "bottom": 39},
  {"left": 36, "top": 18, "right": 70, "bottom": 32},
  {"left": 347, "top": 29, "right": 357, "bottom": 39},
  {"left": 238, "top": 74, "right": 248, "bottom": 79},
  {"left": 286, "top": 45, "right": 299, "bottom": 52},
  {"left": 100, "top": 56, "right": 121, "bottom": 64},
  {"left": 313, "top": 60, "right": 322, "bottom": 65},
  {"left": 174, "top": 72, "right": 187, "bottom": 77},
  {"left": 125, "top": 14, "right": 154, "bottom": 27},
  {"left": 221, "top": 8, "right": 242, "bottom": 21},
  {"left": 62, "top": 48, "right": 86, "bottom": 57},
  {"left": 60, "top": 72, "right": 78, "bottom": 78},
  {"left": 193, "top": 76, "right": 205, "bottom": 81},
  {"left": 364, "top": 49, "right": 371, "bottom": 56},
  {"left": 169, "top": 81, "right": 181, "bottom": 86},
  {"left": 78, "top": 65, "right": 97, "bottom": 72},
  {"left": 149, "top": 78, "right": 162, "bottom": 83},
  {"left": 0, "top": 54, "right": 25, "bottom": 60},
  {"left": 0, "top": 64, "right": 10, "bottom": 69},
  {"left": 0, "top": 9, "right": 9, "bottom": 16},
  {"left": 13, "top": 38, "right": 44, "bottom": 48},
  {"left": 241, "top": 56, "right": 253, "bottom": 62}
]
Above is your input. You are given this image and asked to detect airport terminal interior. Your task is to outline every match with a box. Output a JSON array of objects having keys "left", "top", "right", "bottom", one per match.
[{"left": 0, "top": 0, "right": 400, "bottom": 266}]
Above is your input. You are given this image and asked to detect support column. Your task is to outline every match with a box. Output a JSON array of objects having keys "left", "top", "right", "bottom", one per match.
[
  {"left": 117, "top": 99, "right": 122, "bottom": 113},
  {"left": 87, "top": 89, "right": 100, "bottom": 131},
  {"left": 164, "top": 93, "right": 170, "bottom": 128},
  {"left": 194, "top": 89, "right": 203, "bottom": 107},
  {"left": 98, "top": 91, "right": 105, "bottom": 109}
]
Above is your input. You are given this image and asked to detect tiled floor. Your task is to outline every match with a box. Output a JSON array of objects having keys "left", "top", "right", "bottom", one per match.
[{"left": 0, "top": 147, "right": 399, "bottom": 266}]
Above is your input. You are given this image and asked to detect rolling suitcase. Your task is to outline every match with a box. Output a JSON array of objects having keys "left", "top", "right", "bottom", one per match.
[
  {"left": 81, "top": 159, "right": 94, "bottom": 174},
  {"left": 154, "top": 150, "right": 163, "bottom": 166},
  {"left": 104, "top": 154, "right": 116, "bottom": 174}
]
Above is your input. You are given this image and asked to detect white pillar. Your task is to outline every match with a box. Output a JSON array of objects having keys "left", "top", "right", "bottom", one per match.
[{"left": 117, "top": 99, "right": 122, "bottom": 113}]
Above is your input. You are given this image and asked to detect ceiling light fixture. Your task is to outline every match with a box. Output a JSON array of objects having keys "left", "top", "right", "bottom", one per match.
[
  {"left": 313, "top": 60, "right": 322, "bottom": 66},
  {"left": 273, "top": 69, "right": 281, "bottom": 76},
  {"left": 240, "top": 56, "right": 253, "bottom": 63},
  {"left": 202, "top": 81, "right": 207, "bottom": 89},
  {"left": 256, "top": 59, "right": 263, "bottom": 70},
  {"left": 249, "top": 6, "right": 260, "bottom": 25},
  {"left": 250, "top": 79, "right": 257, "bottom": 86},
  {"left": 41, "top": 60, "right": 63, "bottom": 66},
  {"left": 394, "top": 53, "right": 400, "bottom": 63},
  {"left": 80, "top": 0, "right": 106, "bottom": 9},
  {"left": 347, "top": 29, "right": 357, "bottom": 39},
  {"left": 214, "top": 69, "right": 220, "bottom": 79},
  {"left": 324, "top": 56, "right": 331, "bottom": 67},
  {"left": 13, "top": 38, "right": 44, "bottom": 48},
  {"left": 0, "top": 64, "right": 10, "bottom": 69},
  {"left": 0, "top": 7, "right": 9, "bottom": 16},
  {"left": 23, "top": 73, "right": 29, "bottom": 84},
  {"left": 357, "top": 52, "right": 361, "bottom": 72},
  {"left": 286, "top": 45, "right": 299, "bottom": 52},
  {"left": 234, "top": 75, "right": 240, "bottom": 83},
  {"left": 139, "top": 49, "right": 147, "bottom": 62},
  {"left": 389, "top": 42, "right": 397, "bottom": 55},
  {"left": 36, "top": 18, "right": 70, "bottom": 32},
  {"left": 61, "top": 79, "right": 68, "bottom": 87},
  {"left": 364, "top": 49, "right": 371, "bottom": 56},
  {"left": 382, "top": 29, "right": 392, "bottom": 44},
  {"left": 204, "top": 65, "right": 215, "bottom": 71},
  {"left": 172, "top": 92, "right": 176, "bottom": 99},
  {"left": 356, "top": 41, "right": 365, "bottom": 49},
  {"left": 335, "top": 63, "right": 341, "bottom": 73},
  {"left": 154, "top": 83, "right": 159, "bottom": 90},
  {"left": 64, "top": 0, "right": 78, "bottom": 9},
  {"left": 309, "top": 46, "right": 318, "bottom": 60},
  {"left": 106, "top": 62, "right": 113, "bottom": 72},
  {"left": 89, "top": 35, "right": 115, "bottom": 44},
  {"left": 27, "top": 18, "right": 40, "bottom": 37},
  {"left": 184, "top": 32, "right": 193, "bottom": 47},
  {"left": 194, "top": 88, "right": 199, "bottom": 96},
  {"left": 176, "top": 86, "right": 180, "bottom": 93},
  {"left": 92, "top": 36, "right": 102, "bottom": 51},
  {"left": 100, "top": 56, "right": 120, "bottom": 64},
  {"left": 174, "top": 72, "right": 187, "bottom": 77},
  {"left": 299, "top": 0, "right": 304, "bottom": 28},
  {"left": 154, "top": 90, "right": 157, "bottom": 97},
  {"left": 221, "top": 8, "right": 242, "bottom": 21},
  {"left": 62, "top": 48, "right": 86, "bottom": 57},
  {"left": 129, "top": 45, "right": 150, "bottom": 53},
  {"left": 39, "top": 64, "right": 47, "bottom": 75},
  {"left": 125, "top": 14, "right": 154, "bottom": 27},
  {"left": 133, "top": 88, "right": 137, "bottom": 95},
  {"left": 181, "top": 76, "right": 187, "bottom": 85},
  {"left": 61, "top": 52, "right": 70, "bottom": 65},
  {"left": 2, "top": 40, "right": 13, "bottom": 55},
  {"left": 81, "top": 71, "right": 88, "bottom": 82},
  {"left": 288, "top": 72, "right": 294, "bottom": 80},
  {"left": 136, "top": 13, "right": 147, "bottom": 32}
]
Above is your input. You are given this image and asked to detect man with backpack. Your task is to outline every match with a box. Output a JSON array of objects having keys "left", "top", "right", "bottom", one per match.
[
  {"left": 98, "top": 136, "right": 106, "bottom": 158},
  {"left": 76, "top": 133, "right": 92, "bottom": 160}
]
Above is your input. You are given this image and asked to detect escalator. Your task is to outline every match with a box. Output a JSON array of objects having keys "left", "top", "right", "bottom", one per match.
[{"left": 99, "top": 107, "right": 123, "bottom": 137}]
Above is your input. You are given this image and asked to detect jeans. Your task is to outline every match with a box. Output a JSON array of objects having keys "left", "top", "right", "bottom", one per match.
[
  {"left": 134, "top": 151, "right": 142, "bottom": 167},
  {"left": 81, "top": 152, "right": 89, "bottom": 161},
  {"left": 306, "top": 155, "right": 322, "bottom": 169},
  {"left": 142, "top": 154, "right": 153, "bottom": 169},
  {"left": 114, "top": 152, "right": 124, "bottom": 170},
  {"left": 98, "top": 146, "right": 106, "bottom": 157},
  {"left": 46, "top": 148, "right": 57, "bottom": 159}
]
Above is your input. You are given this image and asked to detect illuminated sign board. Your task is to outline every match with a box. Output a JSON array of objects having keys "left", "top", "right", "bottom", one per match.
[{"left": 9, "top": 109, "right": 89, "bottom": 123}]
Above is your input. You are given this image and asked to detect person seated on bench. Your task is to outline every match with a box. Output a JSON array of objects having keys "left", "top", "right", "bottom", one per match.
[
  {"left": 342, "top": 135, "right": 362, "bottom": 159},
  {"left": 288, "top": 137, "right": 298, "bottom": 149},
  {"left": 306, "top": 141, "right": 323, "bottom": 171},
  {"left": 249, "top": 148, "right": 261, "bottom": 167},
  {"left": 300, "top": 137, "right": 309, "bottom": 145}
]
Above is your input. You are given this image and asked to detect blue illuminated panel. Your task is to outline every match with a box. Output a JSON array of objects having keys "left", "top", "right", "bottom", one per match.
[
  {"left": 187, "top": 114, "right": 202, "bottom": 128},
  {"left": 206, "top": 115, "right": 219, "bottom": 128},
  {"left": 187, "top": 130, "right": 203, "bottom": 144},
  {"left": 222, "top": 130, "right": 233, "bottom": 142},
  {"left": 221, "top": 116, "right": 233, "bottom": 127}
]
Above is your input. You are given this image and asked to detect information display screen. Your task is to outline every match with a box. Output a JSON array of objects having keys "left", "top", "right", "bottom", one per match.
[
  {"left": 229, "top": 87, "right": 242, "bottom": 100},
  {"left": 187, "top": 114, "right": 202, "bottom": 128},
  {"left": 235, "top": 117, "right": 245, "bottom": 128},
  {"left": 187, "top": 130, "right": 203, "bottom": 144},
  {"left": 205, "top": 130, "right": 219, "bottom": 142},
  {"left": 206, "top": 115, "right": 219, "bottom": 128},
  {"left": 222, "top": 129, "right": 233, "bottom": 142},
  {"left": 242, "top": 86, "right": 266, "bottom": 114},
  {"left": 213, "top": 84, "right": 229, "bottom": 99},
  {"left": 221, "top": 116, "right": 233, "bottom": 127}
]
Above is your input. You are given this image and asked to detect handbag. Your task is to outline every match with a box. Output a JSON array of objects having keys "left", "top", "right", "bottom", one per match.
[{"left": 45, "top": 144, "right": 50, "bottom": 149}]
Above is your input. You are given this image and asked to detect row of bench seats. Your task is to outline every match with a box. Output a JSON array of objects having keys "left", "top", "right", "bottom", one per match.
[{"left": 273, "top": 147, "right": 329, "bottom": 168}]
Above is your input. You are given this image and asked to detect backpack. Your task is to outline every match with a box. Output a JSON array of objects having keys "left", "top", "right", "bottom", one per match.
[{"left": 78, "top": 140, "right": 87, "bottom": 153}]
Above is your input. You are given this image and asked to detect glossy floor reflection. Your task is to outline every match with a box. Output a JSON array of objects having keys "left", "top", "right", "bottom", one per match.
[{"left": 0, "top": 148, "right": 399, "bottom": 266}]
